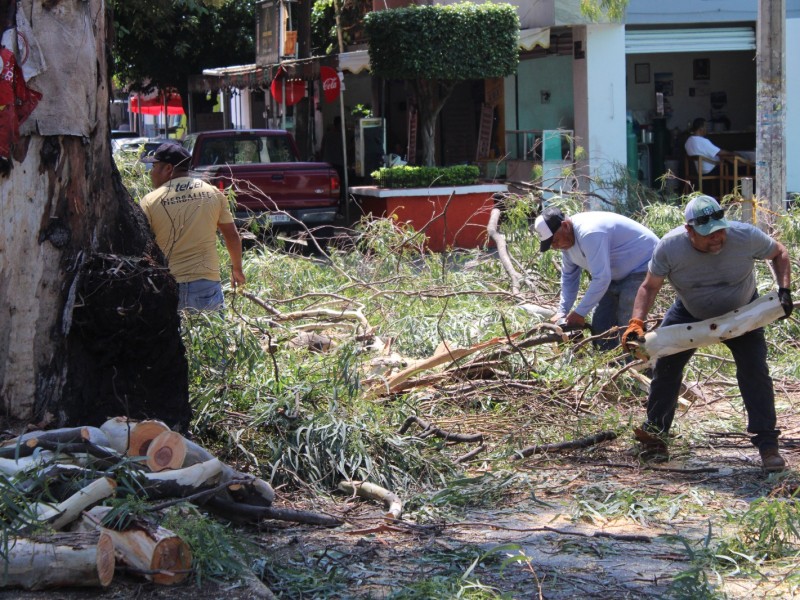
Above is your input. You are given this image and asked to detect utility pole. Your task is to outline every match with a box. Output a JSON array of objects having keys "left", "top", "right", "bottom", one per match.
[
  {"left": 756, "top": 0, "right": 786, "bottom": 225},
  {"left": 334, "top": 0, "right": 350, "bottom": 223}
]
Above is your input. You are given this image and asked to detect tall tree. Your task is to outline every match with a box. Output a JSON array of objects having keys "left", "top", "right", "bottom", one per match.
[
  {"left": 364, "top": 2, "right": 519, "bottom": 167},
  {"left": 110, "top": 0, "right": 256, "bottom": 107},
  {"left": 1, "top": 0, "right": 190, "bottom": 430}
]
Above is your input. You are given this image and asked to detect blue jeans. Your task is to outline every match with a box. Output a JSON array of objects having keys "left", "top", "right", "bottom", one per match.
[
  {"left": 591, "top": 271, "right": 647, "bottom": 351},
  {"left": 178, "top": 279, "right": 224, "bottom": 312},
  {"left": 643, "top": 298, "right": 779, "bottom": 448}
]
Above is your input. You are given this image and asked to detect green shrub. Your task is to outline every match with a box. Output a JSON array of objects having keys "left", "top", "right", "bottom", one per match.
[{"left": 370, "top": 165, "right": 480, "bottom": 188}]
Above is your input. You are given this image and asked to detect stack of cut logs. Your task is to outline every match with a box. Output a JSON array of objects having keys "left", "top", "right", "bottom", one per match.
[{"left": 0, "top": 417, "right": 276, "bottom": 591}]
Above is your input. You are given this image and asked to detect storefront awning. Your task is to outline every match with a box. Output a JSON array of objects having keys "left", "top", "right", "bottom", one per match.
[
  {"left": 519, "top": 27, "right": 551, "bottom": 51},
  {"left": 129, "top": 90, "right": 184, "bottom": 115},
  {"left": 190, "top": 64, "right": 274, "bottom": 93},
  {"left": 338, "top": 50, "right": 370, "bottom": 74}
]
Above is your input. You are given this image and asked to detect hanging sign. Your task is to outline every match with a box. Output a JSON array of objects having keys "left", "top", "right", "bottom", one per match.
[
  {"left": 270, "top": 67, "right": 305, "bottom": 106},
  {"left": 320, "top": 66, "right": 341, "bottom": 103}
]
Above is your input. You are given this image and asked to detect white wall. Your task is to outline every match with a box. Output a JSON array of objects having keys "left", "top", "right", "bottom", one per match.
[
  {"left": 573, "top": 23, "right": 627, "bottom": 203},
  {"left": 787, "top": 18, "right": 800, "bottom": 195}
]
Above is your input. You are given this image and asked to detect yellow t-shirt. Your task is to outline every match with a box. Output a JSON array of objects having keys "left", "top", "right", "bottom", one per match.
[{"left": 140, "top": 177, "right": 234, "bottom": 283}]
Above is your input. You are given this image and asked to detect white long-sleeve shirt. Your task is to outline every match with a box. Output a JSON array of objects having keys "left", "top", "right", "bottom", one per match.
[{"left": 559, "top": 212, "right": 658, "bottom": 317}]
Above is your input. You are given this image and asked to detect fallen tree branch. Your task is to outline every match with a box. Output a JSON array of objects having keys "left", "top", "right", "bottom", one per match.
[
  {"left": 37, "top": 476, "right": 117, "bottom": 530},
  {"left": 338, "top": 480, "right": 403, "bottom": 521},
  {"left": 487, "top": 205, "right": 525, "bottom": 295},
  {"left": 398, "top": 415, "right": 484, "bottom": 444},
  {"left": 204, "top": 497, "right": 342, "bottom": 527},
  {"left": 455, "top": 444, "right": 487, "bottom": 464},
  {"left": 512, "top": 431, "right": 618, "bottom": 460}
]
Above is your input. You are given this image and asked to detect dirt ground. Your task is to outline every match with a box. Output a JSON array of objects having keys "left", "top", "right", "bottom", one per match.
[{"left": 4, "top": 388, "right": 800, "bottom": 599}]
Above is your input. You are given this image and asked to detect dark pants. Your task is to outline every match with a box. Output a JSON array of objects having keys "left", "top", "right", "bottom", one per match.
[
  {"left": 591, "top": 271, "right": 647, "bottom": 351},
  {"left": 643, "top": 298, "right": 779, "bottom": 448}
]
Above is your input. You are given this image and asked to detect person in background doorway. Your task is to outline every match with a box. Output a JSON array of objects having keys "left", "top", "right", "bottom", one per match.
[
  {"left": 684, "top": 117, "right": 734, "bottom": 175},
  {"left": 140, "top": 142, "right": 245, "bottom": 312},
  {"left": 533, "top": 207, "right": 658, "bottom": 350}
]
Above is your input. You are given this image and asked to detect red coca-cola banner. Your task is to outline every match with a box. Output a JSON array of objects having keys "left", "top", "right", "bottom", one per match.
[{"left": 320, "top": 66, "right": 340, "bottom": 103}]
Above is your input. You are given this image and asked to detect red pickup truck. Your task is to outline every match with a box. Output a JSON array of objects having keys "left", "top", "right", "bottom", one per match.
[{"left": 181, "top": 129, "right": 341, "bottom": 229}]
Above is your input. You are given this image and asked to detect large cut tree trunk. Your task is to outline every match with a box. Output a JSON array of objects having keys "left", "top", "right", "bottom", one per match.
[{"left": 0, "top": 1, "right": 190, "bottom": 431}]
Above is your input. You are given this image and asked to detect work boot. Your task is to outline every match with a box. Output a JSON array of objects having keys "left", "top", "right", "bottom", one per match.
[
  {"left": 759, "top": 446, "right": 787, "bottom": 473},
  {"left": 631, "top": 427, "right": 669, "bottom": 462}
]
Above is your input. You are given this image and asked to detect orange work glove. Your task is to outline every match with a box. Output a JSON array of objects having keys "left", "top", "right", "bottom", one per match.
[{"left": 621, "top": 318, "right": 645, "bottom": 351}]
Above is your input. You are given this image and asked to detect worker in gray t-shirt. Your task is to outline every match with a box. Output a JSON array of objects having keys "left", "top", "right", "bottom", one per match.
[
  {"left": 533, "top": 207, "right": 658, "bottom": 350},
  {"left": 621, "top": 195, "right": 793, "bottom": 472}
]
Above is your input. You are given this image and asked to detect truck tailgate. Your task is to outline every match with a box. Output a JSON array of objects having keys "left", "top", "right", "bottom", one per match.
[{"left": 209, "top": 163, "right": 338, "bottom": 212}]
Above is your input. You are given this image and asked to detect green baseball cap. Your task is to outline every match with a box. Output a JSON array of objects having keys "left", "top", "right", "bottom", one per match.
[{"left": 685, "top": 195, "right": 730, "bottom": 236}]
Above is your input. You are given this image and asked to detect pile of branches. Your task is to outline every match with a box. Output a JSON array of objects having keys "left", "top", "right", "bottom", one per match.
[{"left": 0, "top": 417, "right": 339, "bottom": 591}]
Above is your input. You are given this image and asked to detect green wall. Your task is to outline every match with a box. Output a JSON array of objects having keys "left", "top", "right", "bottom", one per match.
[{"left": 515, "top": 55, "right": 575, "bottom": 131}]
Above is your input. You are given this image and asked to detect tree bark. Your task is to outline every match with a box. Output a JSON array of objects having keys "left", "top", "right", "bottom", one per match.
[
  {"left": 0, "top": 1, "right": 190, "bottom": 432},
  {"left": 0, "top": 532, "right": 115, "bottom": 590},
  {"left": 411, "top": 79, "right": 457, "bottom": 166},
  {"left": 80, "top": 506, "right": 192, "bottom": 585}
]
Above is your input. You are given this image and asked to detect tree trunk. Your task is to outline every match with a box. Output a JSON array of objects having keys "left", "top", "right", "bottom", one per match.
[
  {"left": 0, "top": 1, "right": 190, "bottom": 431},
  {"left": 411, "top": 79, "right": 457, "bottom": 167}
]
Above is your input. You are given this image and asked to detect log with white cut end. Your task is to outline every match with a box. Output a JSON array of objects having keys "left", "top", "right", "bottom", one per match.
[
  {"left": 634, "top": 293, "right": 786, "bottom": 363},
  {"left": 338, "top": 480, "right": 403, "bottom": 521},
  {"left": 0, "top": 532, "right": 115, "bottom": 590},
  {"left": 80, "top": 506, "right": 192, "bottom": 585}
]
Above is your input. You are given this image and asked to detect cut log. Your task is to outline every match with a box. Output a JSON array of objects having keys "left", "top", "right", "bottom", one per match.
[
  {"left": 146, "top": 430, "right": 188, "bottom": 472},
  {"left": 99, "top": 416, "right": 136, "bottom": 454},
  {"left": 1, "top": 426, "right": 109, "bottom": 452},
  {"left": 130, "top": 420, "right": 172, "bottom": 457},
  {"left": 0, "top": 532, "right": 114, "bottom": 590},
  {"left": 173, "top": 436, "right": 276, "bottom": 505},
  {"left": 634, "top": 293, "right": 785, "bottom": 363},
  {"left": 338, "top": 480, "right": 403, "bottom": 521},
  {"left": 99, "top": 417, "right": 169, "bottom": 457},
  {"left": 38, "top": 476, "right": 117, "bottom": 530},
  {"left": 141, "top": 458, "right": 224, "bottom": 499},
  {"left": 81, "top": 506, "right": 192, "bottom": 585}
]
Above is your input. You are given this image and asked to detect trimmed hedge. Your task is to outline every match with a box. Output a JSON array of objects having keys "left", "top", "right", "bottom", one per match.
[{"left": 370, "top": 165, "right": 480, "bottom": 188}]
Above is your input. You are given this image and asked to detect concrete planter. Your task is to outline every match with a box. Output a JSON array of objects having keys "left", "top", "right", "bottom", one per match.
[{"left": 350, "top": 184, "right": 507, "bottom": 252}]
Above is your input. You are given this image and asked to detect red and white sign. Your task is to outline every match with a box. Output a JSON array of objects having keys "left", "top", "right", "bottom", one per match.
[
  {"left": 270, "top": 67, "right": 305, "bottom": 106},
  {"left": 320, "top": 66, "right": 340, "bottom": 103}
]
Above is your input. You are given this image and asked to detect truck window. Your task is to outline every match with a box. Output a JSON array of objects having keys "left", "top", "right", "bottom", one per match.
[{"left": 265, "top": 136, "right": 296, "bottom": 163}]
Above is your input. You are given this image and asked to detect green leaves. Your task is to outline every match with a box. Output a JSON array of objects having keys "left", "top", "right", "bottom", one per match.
[
  {"left": 370, "top": 165, "right": 480, "bottom": 188},
  {"left": 364, "top": 2, "right": 519, "bottom": 81}
]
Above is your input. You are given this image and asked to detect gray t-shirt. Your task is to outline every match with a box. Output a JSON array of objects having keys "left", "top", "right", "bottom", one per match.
[{"left": 649, "top": 222, "right": 776, "bottom": 319}]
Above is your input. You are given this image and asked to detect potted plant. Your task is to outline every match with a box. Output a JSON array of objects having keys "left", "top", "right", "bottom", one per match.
[{"left": 354, "top": 164, "right": 505, "bottom": 252}]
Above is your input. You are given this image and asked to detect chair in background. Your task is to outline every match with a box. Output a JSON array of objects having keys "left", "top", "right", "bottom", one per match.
[
  {"left": 722, "top": 155, "right": 755, "bottom": 196},
  {"left": 684, "top": 154, "right": 725, "bottom": 198}
]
